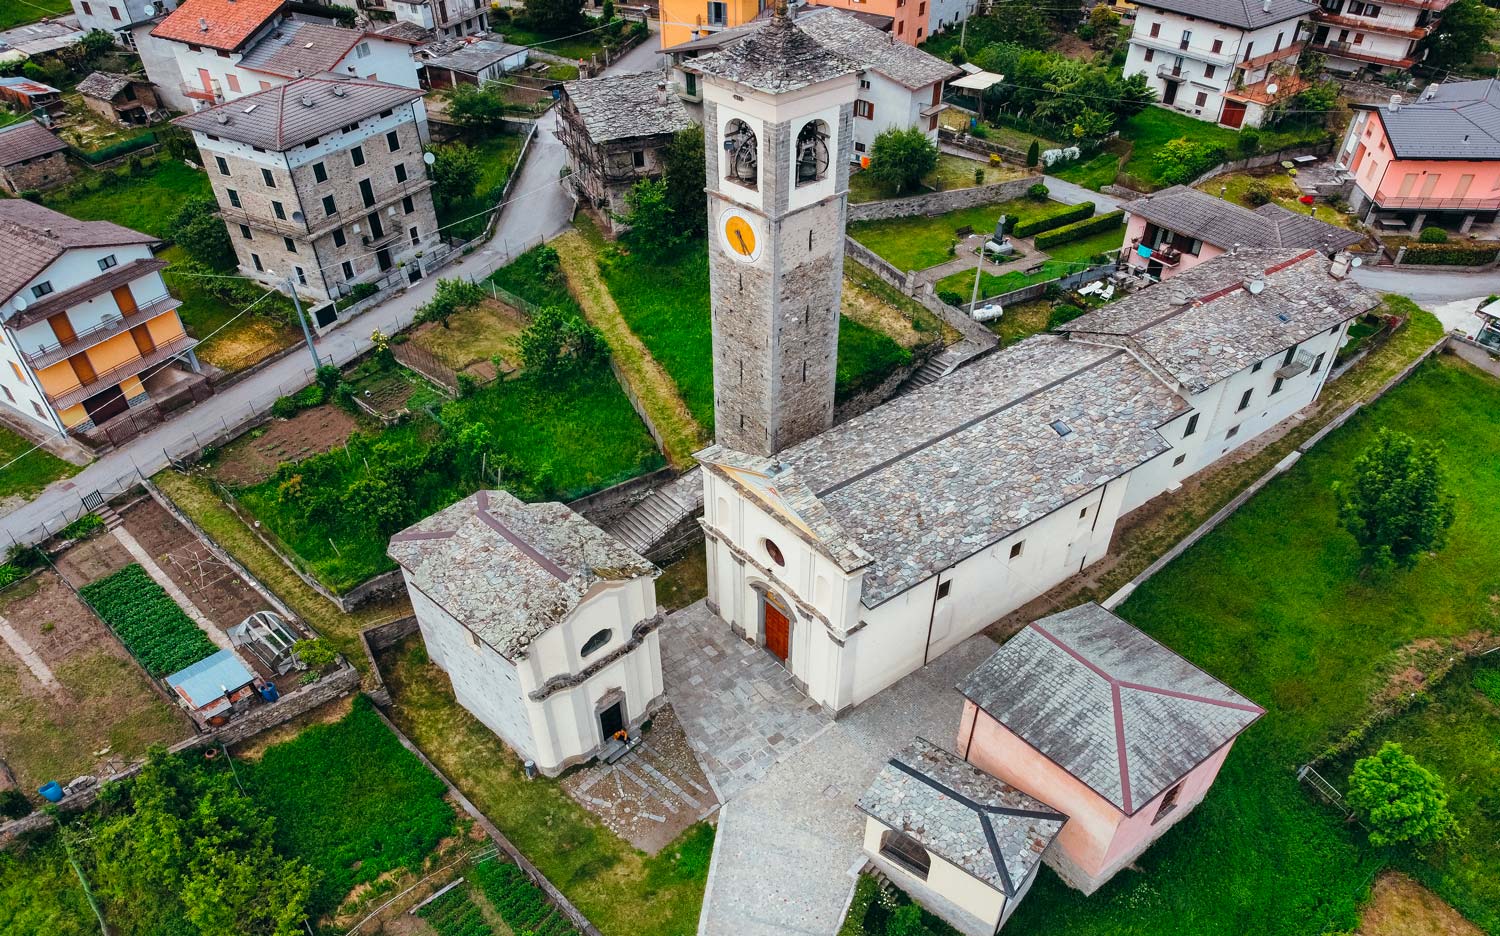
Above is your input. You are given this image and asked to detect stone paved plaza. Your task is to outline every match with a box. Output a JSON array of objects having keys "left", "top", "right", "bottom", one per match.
[{"left": 661, "top": 600, "right": 833, "bottom": 802}]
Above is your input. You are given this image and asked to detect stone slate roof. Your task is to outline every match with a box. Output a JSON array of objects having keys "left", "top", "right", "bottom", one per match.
[
  {"left": 702, "top": 336, "right": 1188, "bottom": 610},
  {"left": 795, "top": 8, "right": 960, "bottom": 90},
  {"left": 1133, "top": 0, "right": 1313, "bottom": 30},
  {"left": 858, "top": 738, "right": 1066, "bottom": 895},
  {"left": 0, "top": 200, "right": 156, "bottom": 307},
  {"left": 420, "top": 35, "right": 527, "bottom": 75},
  {"left": 1127, "top": 185, "right": 1365, "bottom": 254},
  {"left": 237, "top": 21, "right": 364, "bottom": 79},
  {"left": 958, "top": 603, "right": 1263, "bottom": 815},
  {"left": 1365, "top": 79, "right": 1500, "bottom": 159},
  {"left": 373, "top": 21, "right": 436, "bottom": 44},
  {"left": 1061, "top": 248, "right": 1379, "bottom": 393},
  {"left": 152, "top": 0, "right": 285, "bottom": 51},
  {"left": 688, "top": 10, "right": 858, "bottom": 94},
  {"left": 76, "top": 71, "right": 139, "bottom": 100},
  {"left": 388, "top": 490, "right": 656, "bottom": 660},
  {"left": 174, "top": 74, "right": 423, "bottom": 151},
  {"left": 0, "top": 119, "right": 66, "bottom": 169},
  {"left": 563, "top": 71, "right": 694, "bottom": 144}
]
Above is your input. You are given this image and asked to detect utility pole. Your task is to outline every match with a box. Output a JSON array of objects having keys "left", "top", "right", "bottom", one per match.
[{"left": 283, "top": 276, "right": 321, "bottom": 371}]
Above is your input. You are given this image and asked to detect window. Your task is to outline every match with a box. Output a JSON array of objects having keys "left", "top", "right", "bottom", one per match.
[
  {"left": 1242, "top": 41, "right": 1254, "bottom": 61},
  {"left": 1079, "top": 506, "right": 1089, "bottom": 519},
  {"left": 879, "top": 830, "right": 931, "bottom": 881},
  {"left": 707, "top": 0, "right": 727, "bottom": 25},
  {"left": 333, "top": 228, "right": 346, "bottom": 247},
  {"left": 261, "top": 167, "right": 275, "bottom": 187},
  {"left": 470, "top": 630, "right": 482, "bottom": 649},
  {"left": 854, "top": 100, "right": 875, "bottom": 119},
  {"left": 295, "top": 266, "right": 307, "bottom": 286},
  {"left": 351, "top": 146, "right": 365, "bottom": 167},
  {"left": 81, "top": 1, "right": 91, "bottom": 13},
  {"left": 1009, "top": 540, "right": 1025, "bottom": 560},
  {"left": 723, "top": 119, "right": 759, "bottom": 188},
  {"left": 1237, "top": 389, "right": 1252, "bottom": 411},
  {"left": 1211, "top": 38, "right": 1222, "bottom": 53},
  {"left": 31, "top": 282, "right": 53, "bottom": 299},
  {"left": 323, "top": 194, "right": 337, "bottom": 216},
  {"left": 355, "top": 41, "right": 371, "bottom": 58},
  {"left": 764, "top": 538, "right": 785, "bottom": 566},
  {"left": 226, "top": 73, "right": 240, "bottom": 93},
  {"left": 796, "top": 120, "right": 830, "bottom": 185},
  {"left": 359, "top": 178, "right": 375, "bottom": 208},
  {"left": 854, "top": 141, "right": 866, "bottom": 153},
  {"left": 1149, "top": 21, "right": 1160, "bottom": 37},
  {"left": 581, "top": 628, "right": 612, "bottom": 657},
  {"left": 110, "top": 5, "right": 120, "bottom": 19},
  {"left": 919, "top": 0, "right": 925, "bottom": 12},
  {"left": 1195, "top": 91, "right": 1207, "bottom": 107},
  {"left": 1183, "top": 413, "right": 1199, "bottom": 437},
  {"left": 1271, "top": 376, "right": 1285, "bottom": 394},
  {"left": 1311, "top": 352, "right": 1326, "bottom": 374},
  {"left": 1251, "top": 360, "right": 1262, "bottom": 373},
  {"left": 284, "top": 236, "right": 297, "bottom": 253},
  {"left": 1153, "top": 783, "right": 1182, "bottom": 824},
  {"left": 1173, "top": 453, "right": 1187, "bottom": 467},
  {"left": 272, "top": 201, "right": 286, "bottom": 220},
  {"left": 313, "top": 161, "right": 328, "bottom": 183},
  {"left": 1144, "top": 48, "right": 1154, "bottom": 62},
  {"left": 395, "top": 163, "right": 408, "bottom": 183},
  {"left": 1283, "top": 346, "right": 1297, "bottom": 368},
  {"left": 409, "top": 226, "right": 419, "bottom": 246},
  {"left": 227, "top": 188, "right": 241, "bottom": 208},
  {"left": 403, "top": 195, "right": 415, "bottom": 214},
  {"left": 936, "top": 580, "right": 950, "bottom": 599},
  {"left": 97, "top": 254, "right": 118, "bottom": 271},
  {"left": 897, "top": 20, "right": 904, "bottom": 34},
  {"left": 251, "top": 253, "right": 263, "bottom": 271},
  {"left": 341, "top": 260, "right": 354, "bottom": 279},
  {"left": 32, "top": 401, "right": 45, "bottom": 418},
  {"left": 859, "top": 78, "right": 871, "bottom": 90},
  {"left": 2, "top": 385, "right": 11, "bottom": 402},
  {"left": 10, "top": 362, "right": 24, "bottom": 382},
  {"left": 632, "top": 150, "right": 646, "bottom": 168},
  {"left": 386, "top": 129, "right": 400, "bottom": 152},
  {"left": 1204, "top": 64, "right": 1215, "bottom": 79},
  {"left": 1180, "top": 29, "right": 1191, "bottom": 49},
  {"left": 215, "top": 155, "right": 229, "bottom": 175},
  {"left": 240, "top": 224, "right": 252, "bottom": 239}
]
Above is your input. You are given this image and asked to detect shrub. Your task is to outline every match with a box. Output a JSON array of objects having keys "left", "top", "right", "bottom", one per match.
[
  {"left": 1245, "top": 180, "right": 1275, "bottom": 207},
  {"left": 1418, "top": 226, "right": 1449, "bottom": 244},
  {"left": 1032, "top": 209, "right": 1125, "bottom": 249},
  {"left": 1027, "top": 182, "right": 1050, "bottom": 202},
  {"left": 79, "top": 564, "right": 218, "bottom": 676},
  {"left": 348, "top": 281, "right": 380, "bottom": 303},
  {"left": 58, "top": 513, "right": 104, "bottom": 541},
  {"left": 0, "top": 789, "right": 31, "bottom": 820},
  {"left": 887, "top": 904, "right": 927, "bottom": 936},
  {"left": 868, "top": 127, "right": 940, "bottom": 195},
  {"left": 291, "top": 637, "right": 338, "bottom": 670},
  {"left": 1048, "top": 303, "right": 1088, "bottom": 329},
  {"left": 1237, "top": 127, "right": 1262, "bottom": 157},
  {"left": 169, "top": 196, "right": 236, "bottom": 270},
  {"left": 1401, "top": 242, "right": 1500, "bottom": 266},
  {"left": 1334, "top": 427, "right": 1456, "bottom": 571},
  {"left": 1347, "top": 741, "right": 1461, "bottom": 848},
  {"left": 414, "top": 276, "right": 486, "bottom": 327},
  {"left": 973, "top": 167, "right": 985, "bottom": 186},
  {"left": 938, "top": 289, "right": 966, "bottom": 307},
  {"left": 1026, "top": 140, "right": 1040, "bottom": 167},
  {"left": 1154, "top": 138, "right": 1227, "bottom": 186},
  {"left": 1013, "top": 200, "right": 1094, "bottom": 238},
  {"left": 519, "top": 306, "right": 608, "bottom": 379}
]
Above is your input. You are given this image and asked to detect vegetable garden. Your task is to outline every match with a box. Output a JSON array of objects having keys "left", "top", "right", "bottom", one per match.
[{"left": 78, "top": 564, "right": 218, "bottom": 676}]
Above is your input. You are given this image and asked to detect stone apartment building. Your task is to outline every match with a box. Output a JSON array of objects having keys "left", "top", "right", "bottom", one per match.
[{"left": 174, "top": 74, "right": 440, "bottom": 315}]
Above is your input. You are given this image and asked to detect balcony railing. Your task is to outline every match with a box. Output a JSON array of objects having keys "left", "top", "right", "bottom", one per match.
[
  {"left": 1311, "top": 41, "right": 1415, "bottom": 66},
  {"left": 1236, "top": 41, "right": 1305, "bottom": 70},
  {"left": 1156, "top": 63, "right": 1186, "bottom": 80},
  {"left": 46, "top": 333, "right": 199, "bottom": 412},
  {"left": 24, "top": 294, "right": 182, "bottom": 371},
  {"left": 218, "top": 178, "right": 432, "bottom": 241},
  {"left": 1313, "top": 12, "right": 1428, "bottom": 39},
  {"left": 1371, "top": 192, "right": 1500, "bottom": 211},
  {"left": 182, "top": 80, "right": 223, "bottom": 103},
  {"left": 1275, "top": 350, "right": 1314, "bottom": 379}
]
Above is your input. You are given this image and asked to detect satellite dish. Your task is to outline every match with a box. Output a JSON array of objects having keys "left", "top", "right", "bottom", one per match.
[
  {"left": 1265, "top": 82, "right": 1279, "bottom": 96},
  {"left": 1350, "top": 256, "right": 1363, "bottom": 268},
  {"left": 291, "top": 210, "right": 304, "bottom": 223},
  {"left": 423, "top": 151, "right": 436, "bottom": 165},
  {"left": 143, "top": 1, "right": 156, "bottom": 13},
  {"left": 12, "top": 295, "right": 27, "bottom": 311}
]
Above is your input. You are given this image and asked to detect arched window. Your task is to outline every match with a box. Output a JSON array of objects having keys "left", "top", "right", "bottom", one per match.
[
  {"left": 879, "top": 829, "right": 931, "bottom": 880},
  {"left": 763, "top": 538, "right": 785, "bottom": 567},
  {"left": 795, "top": 120, "right": 830, "bottom": 186},
  {"left": 724, "top": 118, "right": 758, "bottom": 189},
  {"left": 581, "top": 628, "right": 612, "bottom": 657}
]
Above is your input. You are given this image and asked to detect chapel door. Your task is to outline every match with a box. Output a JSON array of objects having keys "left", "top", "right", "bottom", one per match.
[
  {"left": 599, "top": 700, "right": 625, "bottom": 741},
  {"left": 764, "top": 596, "right": 790, "bottom": 662}
]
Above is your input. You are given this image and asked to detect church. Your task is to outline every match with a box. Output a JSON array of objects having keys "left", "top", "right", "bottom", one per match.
[{"left": 685, "top": 8, "right": 1381, "bottom": 716}]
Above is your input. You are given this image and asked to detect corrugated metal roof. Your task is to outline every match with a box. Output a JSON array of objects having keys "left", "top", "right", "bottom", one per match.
[{"left": 166, "top": 648, "right": 255, "bottom": 708}]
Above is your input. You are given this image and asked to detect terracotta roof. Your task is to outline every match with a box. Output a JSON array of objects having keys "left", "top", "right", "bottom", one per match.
[
  {"left": 0, "top": 119, "right": 67, "bottom": 167},
  {"left": 0, "top": 201, "right": 157, "bottom": 308},
  {"left": 173, "top": 73, "right": 423, "bottom": 151},
  {"left": 959, "top": 603, "right": 1264, "bottom": 815},
  {"left": 151, "top": 0, "right": 285, "bottom": 51}
]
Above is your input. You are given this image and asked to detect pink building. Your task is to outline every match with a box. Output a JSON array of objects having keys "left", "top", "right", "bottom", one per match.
[
  {"left": 1123, "top": 184, "right": 1365, "bottom": 280},
  {"left": 955, "top": 603, "right": 1263, "bottom": 895},
  {"left": 1337, "top": 80, "right": 1500, "bottom": 234}
]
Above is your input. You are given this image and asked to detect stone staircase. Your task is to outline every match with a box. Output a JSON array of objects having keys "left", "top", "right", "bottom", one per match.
[
  {"left": 96, "top": 504, "right": 124, "bottom": 533},
  {"left": 901, "top": 339, "right": 992, "bottom": 394},
  {"left": 605, "top": 467, "right": 704, "bottom": 559}
]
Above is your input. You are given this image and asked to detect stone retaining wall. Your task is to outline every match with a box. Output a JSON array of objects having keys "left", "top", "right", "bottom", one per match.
[
  {"left": 847, "top": 175, "right": 1040, "bottom": 223},
  {"left": 566, "top": 465, "right": 678, "bottom": 527}
]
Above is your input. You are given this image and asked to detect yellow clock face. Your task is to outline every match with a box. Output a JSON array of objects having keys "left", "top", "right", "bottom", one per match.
[{"left": 719, "top": 208, "right": 762, "bottom": 263}]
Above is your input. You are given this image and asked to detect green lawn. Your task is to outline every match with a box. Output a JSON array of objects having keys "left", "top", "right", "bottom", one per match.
[
  {"left": 848, "top": 153, "right": 1027, "bottom": 203},
  {"left": 0, "top": 426, "right": 79, "bottom": 503},
  {"left": 850, "top": 197, "right": 1070, "bottom": 272},
  {"left": 1196, "top": 172, "right": 1362, "bottom": 232},
  {"left": 1118, "top": 108, "right": 1326, "bottom": 191},
  {"left": 42, "top": 157, "right": 212, "bottom": 239},
  {"left": 1008, "top": 357, "right": 1500, "bottom": 936},
  {"left": 497, "top": 18, "right": 612, "bottom": 60},
  {"left": 434, "top": 130, "right": 526, "bottom": 241},
  {"left": 934, "top": 227, "right": 1124, "bottom": 302},
  {"left": 1051, "top": 151, "right": 1122, "bottom": 192},
  {"left": 160, "top": 246, "right": 301, "bottom": 374},
  {"left": 0, "top": 0, "right": 70, "bottom": 29}
]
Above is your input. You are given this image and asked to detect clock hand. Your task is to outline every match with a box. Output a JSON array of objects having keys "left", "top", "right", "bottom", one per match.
[{"left": 735, "top": 229, "right": 751, "bottom": 255}]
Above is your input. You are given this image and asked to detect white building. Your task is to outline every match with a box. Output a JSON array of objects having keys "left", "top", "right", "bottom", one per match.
[
  {"left": 70, "top": 0, "right": 178, "bottom": 46},
  {"left": 1122, "top": 0, "right": 1315, "bottom": 128},
  {"left": 387, "top": 0, "right": 489, "bottom": 38},
  {"left": 138, "top": 0, "right": 423, "bottom": 113},
  {"left": 389, "top": 490, "right": 667, "bottom": 777},
  {"left": 698, "top": 248, "right": 1374, "bottom": 716},
  {"left": 926, "top": 0, "right": 980, "bottom": 34},
  {"left": 1311, "top": 0, "right": 1445, "bottom": 73}
]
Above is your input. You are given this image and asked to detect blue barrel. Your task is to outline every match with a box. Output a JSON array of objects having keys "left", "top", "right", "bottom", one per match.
[
  {"left": 259, "top": 682, "right": 280, "bottom": 703},
  {"left": 38, "top": 781, "right": 63, "bottom": 803}
]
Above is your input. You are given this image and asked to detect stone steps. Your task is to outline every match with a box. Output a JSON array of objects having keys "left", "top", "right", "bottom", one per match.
[{"left": 606, "top": 488, "right": 690, "bottom": 556}]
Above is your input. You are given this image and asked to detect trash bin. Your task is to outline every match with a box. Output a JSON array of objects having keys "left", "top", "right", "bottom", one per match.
[{"left": 37, "top": 781, "right": 63, "bottom": 803}]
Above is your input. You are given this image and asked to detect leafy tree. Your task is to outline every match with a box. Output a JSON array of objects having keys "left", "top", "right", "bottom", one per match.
[
  {"left": 446, "top": 83, "right": 509, "bottom": 130},
  {"left": 347, "top": 471, "right": 417, "bottom": 535},
  {"left": 1420, "top": 0, "right": 1496, "bottom": 71},
  {"left": 621, "top": 177, "right": 678, "bottom": 251},
  {"left": 1086, "top": 5, "right": 1121, "bottom": 47},
  {"left": 427, "top": 142, "right": 483, "bottom": 213},
  {"left": 1153, "top": 138, "right": 1224, "bottom": 185},
  {"left": 1026, "top": 139, "right": 1040, "bottom": 167},
  {"left": 522, "top": 0, "right": 586, "bottom": 35},
  {"left": 663, "top": 124, "right": 707, "bottom": 237},
  {"left": 414, "top": 276, "right": 486, "bottom": 327},
  {"left": 169, "top": 197, "right": 235, "bottom": 270},
  {"left": 1335, "top": 428, "right": 1456, "bottom": 571},
  {"left": 1347, "top": 742, "right": 1461, "bottom": 848},
  {"left": 0, "top": 789, "right": 30, "bottom": 820},
  {"left": 88, "top": 750, "right": 314, "bottom": 936},
  {"left": 868, "top": 127, "right": 939, "bottom": 196},
  {"left": 518, "top": 306, "right": 607, "bottom": 379}
]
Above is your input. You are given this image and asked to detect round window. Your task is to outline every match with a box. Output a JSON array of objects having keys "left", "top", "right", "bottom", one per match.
[{"left": 764, "top": 539, "right": 785, "bottom": 567}]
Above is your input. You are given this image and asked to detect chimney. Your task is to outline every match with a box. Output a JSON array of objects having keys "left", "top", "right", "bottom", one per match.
[
  {"left": 198, "top": 16, "right": 208, "bottom": 30},
  {"left": 1388, "top": 93, "right": 1402, "bottom": 111},
  {"left": 1329, "top": 251, "right": 1353, "bottom": 279},
  {"left": 657, "top": 81, "right": 668, "bottom": 105},
  {"left": 1262, "top": 0, "right": 1271, "bottom": 11}
]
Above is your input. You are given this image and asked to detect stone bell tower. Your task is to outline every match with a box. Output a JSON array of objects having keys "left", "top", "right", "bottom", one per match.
[{"left": 690, "top": 6, "right": 859, "bottom": 456}]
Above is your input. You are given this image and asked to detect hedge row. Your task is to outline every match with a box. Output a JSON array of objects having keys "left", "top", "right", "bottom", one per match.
[
  {"left": 78, "top": 563, "right": 217, "bottom": 676},
  {"left": 1013, "top": 201, "right": 1095, "bottom": 238},
  {"left": 1033, "top": 210, "right": 1125, "bottom": 250},
  {"left": 1401, "top": 243, "right": 1500, "bottom": 267}
]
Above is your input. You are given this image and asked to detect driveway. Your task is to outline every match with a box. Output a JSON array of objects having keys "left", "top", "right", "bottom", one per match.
[{"left": 1351, "top": 264, "right": 1500, "bottom": 305}]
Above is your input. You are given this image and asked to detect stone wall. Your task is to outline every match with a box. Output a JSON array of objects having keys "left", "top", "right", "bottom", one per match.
[
  {"left": 833, "top": 342, "right": 940, "bottom": 424},
  {"left": 0, "top": 151, "right": 72, "bottom": 194},
  {"left": 359, "top": 615, "right": 420, "bottom": 706},
  {"left": 1185, "top": 141, "right": 1336, "bottom": 189},
  {"left": 846, "top": 175, "right": 1041, "bottom": 223},
  {"left": 566, "top": 465, "right": 678, "bottom": 527}
]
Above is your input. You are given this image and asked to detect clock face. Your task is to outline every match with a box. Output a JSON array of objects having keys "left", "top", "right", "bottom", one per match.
[{"left": 719, "top": 208, "right": 763, "bottom": 264}]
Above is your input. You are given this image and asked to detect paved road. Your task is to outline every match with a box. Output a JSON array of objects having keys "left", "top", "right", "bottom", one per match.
[
  {"left": 0, "top": 39, "right": 669, "bottom": 544},
  {"left": 1041, "top": 174, "right": 1126, "bottom": 213},
  {"left": 1350, "top": 264, "right": 1500, "bottom": 304}
]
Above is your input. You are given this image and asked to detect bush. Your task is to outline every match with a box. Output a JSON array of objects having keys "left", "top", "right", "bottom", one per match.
[
  {"left": 1013, "top": 200, "right": 1095, "bottom": 238},
  {"left": 1401, "top": 242, "right": 1500, "bottom": 266},
  {"left": 519, "top": 305, "right": 608, "bottom": 379},
  {"left": 58, "top": 513, "right": 104, "bottom": 541},
  {"left": 348, "top": 281, "right": 380, "bottom": 303},
  {"left": 291, "top": 637, "right": 338, "bottom": 670},
  {"left": 938, "top": 289, "right": 966, "bottom": 307},
  {"left": 271, "top": 383, "right": 326, "bottom": 419},
  {"left": 1048, "top": 303, "right": 1087, "bottom": 329},
  {"left": 1027, "top": 182, "right": 1050, "bottom": 201},
  {"left": 868, "top": 127, "right": 940, "bottom": 195},
  {"left": 1347, "top": 741, "right": 1461, "bottom": 848},
  {"left": 471, "top": 859, "right": 578, "bottom": 936},
  {"left": 79, "top": 564, "right": 218, "bottom": 676},
  {"left": 1026, "top": 140, "right": 1040, "bottom": 167},
  {"left": 1237, "top": 127, "right": 1262, "bottom": 157},
  {"left": 0, "top": 789, "right": 31, "bottom": 820},
  {"left": 169, "top": 196, "right": 236, "bottom": 270},
  {"left": 1154, "top": 138, "right": 1228, "bottom": 186},
  {"left": 1245, "top": 180, "right": 1275, "bottom": 207},
  {"left": 1418, "top": 227, "right": 1449, "bottom": 244},
  {"left": 1033, "top": 209, "right": 1125, "bottom": 249}
]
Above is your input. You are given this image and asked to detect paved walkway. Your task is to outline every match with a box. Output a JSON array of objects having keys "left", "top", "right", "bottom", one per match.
[{"left": 692, "top": 625, "right": 1000, "bottom": 936}]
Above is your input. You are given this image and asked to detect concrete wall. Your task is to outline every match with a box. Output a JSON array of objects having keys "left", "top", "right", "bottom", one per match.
[
  {"left": 846, "top": 175, "right": 1040, "bottom": 224},
  {"left": 863, "top": 817, "right": 1006, "bottom": 936}
]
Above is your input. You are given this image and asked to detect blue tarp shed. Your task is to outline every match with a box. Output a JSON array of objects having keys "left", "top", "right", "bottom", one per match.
[{"left": 166, "top": 649, "right": 255, "bottom": 713}]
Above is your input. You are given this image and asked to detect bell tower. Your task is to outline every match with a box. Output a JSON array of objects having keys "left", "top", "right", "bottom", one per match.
[{"left": 691, "top": 8, "right": 859, "bottom": 456}]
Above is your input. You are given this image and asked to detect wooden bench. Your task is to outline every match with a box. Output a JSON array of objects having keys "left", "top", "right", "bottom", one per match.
[{"left": 954, "top": 225, "right": 974, "bottom": 237}]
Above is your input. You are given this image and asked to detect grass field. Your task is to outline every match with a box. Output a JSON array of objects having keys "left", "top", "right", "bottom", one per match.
[
  {"left": 496, "top": 19, "right": 612, "bottom": 60},
  {"left": 848, "top": 154, "right": 1026, "bottom": 203},
  {"left": 434, "top": 131, "right": 526, "bottom": 241},
  {"left": 0, "top": 426, "right": 79, "bottom": 504},
  {"left": 160, "top": 247, "right": 301, "bottom": 374},
  {"left": 0, "top": 0, "right": 70, "bottom": 30},
  {"left": 934, "top": 226, "right": 1125, "bottom": 302},
  {"left": 1196, "top": 171, "right": 1362, "bottom": 231},
  {"left": 1008, "top": 356, "right": 1500, "bottom": 936},
  {"left": 43, "top": 158, "right": 213, "bottom": 240},
  {"left": 1051, "top": 151, "right": 1122, "bottom": 192},
  {"left": 1118, "top": 108, "right": 1326, "bottom": 191},
  {"left": 849, "top": 197, "right": 1071, "bottom": 272}
]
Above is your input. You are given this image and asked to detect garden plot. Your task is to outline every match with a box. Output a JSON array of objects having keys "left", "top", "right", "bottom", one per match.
[
  {"left": 50, "top": 526, "right": 134, "bottom": 589},
  {"left": 0, "top": 570, "right": 190, "bottom": 794},
  {"left": 409, "top": 298, "right": 528, "bottom": 377},
  {"left": 210, "top": 404, "right": 360, "bottom": 487}
]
